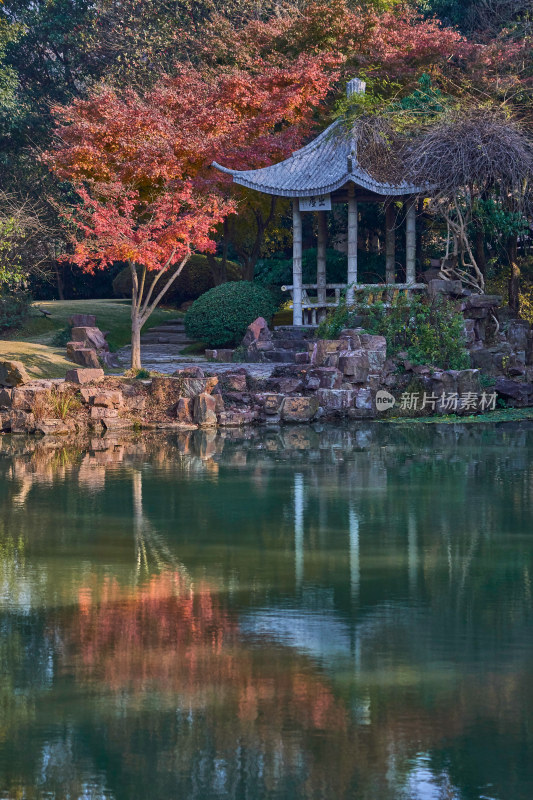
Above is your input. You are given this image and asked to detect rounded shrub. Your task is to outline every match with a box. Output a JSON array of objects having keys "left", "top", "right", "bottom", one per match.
[
  {"left": 185, "top": 281, "right": 277, "bottom": 348},
  {"left": 112, "top": 255, "right": 241, "bottom": 305}
]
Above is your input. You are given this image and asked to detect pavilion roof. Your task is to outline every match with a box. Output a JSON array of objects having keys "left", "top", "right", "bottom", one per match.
[{"left": 212, "top": 119, "right": 427, "bottom": 199}]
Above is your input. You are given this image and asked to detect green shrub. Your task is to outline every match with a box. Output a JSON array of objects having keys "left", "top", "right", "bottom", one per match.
[
  {"left": 185, "top": 281, "right": 276, "bottom": 348},
  {"left": 112, "top": 255, "right": 241, "bottom": 305},
  {"left": 316, "top": 293, "right": 470, "bottom": 370},
  {"left": 364, "top": 294, "right": 470, "bottom": 370},
  {"left": 0, "top": 293, "right": 31, "bottom": 333}
]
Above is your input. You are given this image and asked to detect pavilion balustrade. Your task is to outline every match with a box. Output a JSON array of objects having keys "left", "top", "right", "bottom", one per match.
[{"left": 281, "top": 281, "right": 426, "bottom": 326}]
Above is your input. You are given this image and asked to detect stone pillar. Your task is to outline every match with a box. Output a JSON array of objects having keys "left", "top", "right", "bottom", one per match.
[
  {"left": 292, "top": 199, "right": 303, "bottom": 326},
  {"left": 347, "top": 187, "right": 358, "bottom": 304},
  {"left": 405, "top": 200, "right": 416, "bottom": 285},
  {"left": 317, "top": 210, "right": 327, "bottom": 305},
  {"left": 385, "top": 203, "right": 396, "bottom": 284}
]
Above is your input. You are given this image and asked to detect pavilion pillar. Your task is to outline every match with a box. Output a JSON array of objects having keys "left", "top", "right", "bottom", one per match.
[
  {"left": 405, "top": 200, "right": 416, "bottom": 285},
  {"left": 347, "top": 187, "right": 358, "bottom": 304},
  {"left": 292, "top": 199, "right": 303, "bottom": 326},
  {"left": 385, "top": 203, "right": 396, "bottom": 284},
  {"left": 317, "top": 210, "right": 327, "bottom": 305}
]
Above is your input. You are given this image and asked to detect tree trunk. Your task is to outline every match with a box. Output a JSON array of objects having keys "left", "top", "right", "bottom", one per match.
[
  {"left": 55, "top": 261, "right": 65, "bottom": 301},
  {"left": 131, "top": 314, "right": 142, "bottom": 371},
  {"left": 509, "top": 260, "right": 521, "bottom": 316},
  {"left": 128, "top": 255, "right": 191, "bottom": 371},
  {"left": 474, "top": 225, "right": 486, "bottom": 277}
]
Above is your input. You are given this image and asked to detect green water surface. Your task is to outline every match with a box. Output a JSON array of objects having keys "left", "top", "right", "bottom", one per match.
[{"left": 0, "top": 422, "right": 532, "bottom": 800}]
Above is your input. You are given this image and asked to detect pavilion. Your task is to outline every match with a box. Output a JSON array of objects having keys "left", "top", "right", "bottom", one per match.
[{"left": 213, "top": 78, "right": 427, "bottom": 326}]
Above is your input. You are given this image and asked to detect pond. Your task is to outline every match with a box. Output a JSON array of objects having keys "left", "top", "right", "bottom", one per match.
[{"left": 0, "top": 422, "right": 532, "bottom": 800}]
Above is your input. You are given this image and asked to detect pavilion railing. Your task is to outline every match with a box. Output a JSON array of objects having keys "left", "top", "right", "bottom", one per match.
[{"left": 281, "top": 282, "right": 427, "bottom": 325}]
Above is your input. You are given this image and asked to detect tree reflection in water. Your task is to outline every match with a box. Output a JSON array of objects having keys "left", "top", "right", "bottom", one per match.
[{"left": 0, "top": 423, "right": 532, "bottom": 799}]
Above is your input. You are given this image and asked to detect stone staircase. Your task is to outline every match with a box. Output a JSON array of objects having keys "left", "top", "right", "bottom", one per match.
[{"left": 141, "top": 317, "right": 192, "bottom": 348}]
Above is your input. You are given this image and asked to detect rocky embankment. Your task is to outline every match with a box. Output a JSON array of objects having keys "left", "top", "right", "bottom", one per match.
[{"left": 3, "top": 312, "right": 531, "bottom": 436}]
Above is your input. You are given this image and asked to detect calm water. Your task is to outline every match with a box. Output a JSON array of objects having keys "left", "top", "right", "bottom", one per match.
[{"left": 1, "top": 422, "right": 533, "bottom": 800}]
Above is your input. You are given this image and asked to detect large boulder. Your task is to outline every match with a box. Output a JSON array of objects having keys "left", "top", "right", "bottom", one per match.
[
  {"left": 12, "top": 386, "right": 49, "bottom": 412},
  {"left": 338, "top": 350, "right": 370, "bottom": 383},
  {"left": 494, "top": 378, "right": 533, "bottom": 408},
  {"left": 280, "top": 395, "right": 319, "bottom": 422},
  {"left": 193, "top": 392, "right": 217, "bottom": 427},
  {"left": 66, "top": 344, "right": 101, "bottom": 369},
  {"left": 35, "top": 418, "right": 73, "bottom": 436},
  {"left": 241, "top": 317, "right": 273, "bottom": 351},
  {"left": 71, "top": 326, "right": 109, "bottom": 351},
  {"left": 65, "top": 368, "right": 105, "bottom": 384},
  {"left": 0, "top": 360, "right": 30, "bottom": 387},
  {"left": 317, "top": 388, "right": 356, "bottom": 414}
]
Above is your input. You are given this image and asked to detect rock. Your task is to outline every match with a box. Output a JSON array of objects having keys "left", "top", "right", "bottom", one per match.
[
  {"left": 92, "top": 390, "right": 123, "bottom": 408},
  {"left": 494, "top": 378, "right": 533, "bottom": 408},
  {"left": 0, "top": 388, "right": 13, "bottom": 408},
  {"left": 0, "top": 360, "right": 30, "bottom": 387},
  {"left": 205, "top": 349, "right": 235, "bottom": 362},
  {"left": 241, "top": 317, "right": 273, "bottom": 355},
  {"left": 254, "top": 393, "right": 284, "bottom": 415},
  {"left": 10, "top": 410, "right": 36, "bottom": 434},
  {"left": 35, "top": 418, "right": 72, "bottom": 436},
  {"left": 151, "top": 375, "right": 217, "bottom": 402},
  {"left": 66, "top": 345, "right": 101, "bottom": 369},
  {"left": 223, "top": 373, "right": 247, "bottom": 392},
  {"left": 123, "top": 394, "right": 146, "bottom": 412},
  {"left": 90, "top": 407, "right": 119, "bottom": 419},
  {"left": 217, "top": 409, "right": 256, "bottom": 426},
  {"left": 69, "top": 314, "right": 96, "bottom": 327},
  {"left": 464, "top": 294, "right": 502, "bottom": 309},
  {"left": 101, "top": 417, "right": 135, "bottom": 432},
  {"left": 470, "top": 348, "right": 494, "bottom": 373},
  {"left": 317, "top": 388, "right": 356, "bottom": 414},
  {"left": 427, "top": 278, "right": 464, "bottom": 298},
  {"left": 12, "top": 386, "right": 49, "bottom": 412},
  {"left": 193, "top": 392, "right": 217, "bottom": 427},
  {"left": 355, "top": 388, "right": 373, "bottom": 410},
  {"left": 506, "top": 320, "right": 530, "bottom": 352},
  {"left": 280, "top": 395, "right": 319, "bottom": 422},
  {"left": 176, "top": 397, "right": 193, "bottom": 424},
  {"left": 277, "top": 377, "right": 303, "bottom": 394},
  {"left": 65, "top": 367, "right": 105, "bottom": 384},
  {"left": 294, "top": 352, "right": 310, "bottom": 364},
  {"left": 173, "top": 366, "right": 205, "bottom": 378},
  {"left": 455, "top": 369, "right": 481, "bottom": 395},
  {"left": 339, "top": 329, "right": 363, "bottom": 350},
  {"left": 429, "top": 370, "right": 458, "bottom": 397},
  {"left": 98, "top": 351, "right": 121, "bottom": 369},
  {"left": 307, "top": 367, "right": 343, "bottom": 390},
  {"left": 0, "top": 411, "right": 10, "bottom": 431},
  {"left": 463, "top": 319, "right": 476, "bottom": 347},
  {"left": 71, "top": 326, "right": 108, "bottom": 351},
  {"left": 309, "top": 339, "right": 344, "bottom": 367},
  {"left": 338, "top": 350, "right": 370, "bottom": 383}
]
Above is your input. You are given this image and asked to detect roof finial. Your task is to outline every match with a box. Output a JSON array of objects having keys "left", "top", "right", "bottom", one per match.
[{"left": 346, "top": 78, "right": 366, "bottom": 98}]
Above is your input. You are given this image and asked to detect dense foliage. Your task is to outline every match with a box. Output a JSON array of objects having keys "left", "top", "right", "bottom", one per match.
[
  {"left": 0, "top": 0, "right": 531, "bottom": 303},
  {"left": 317, "top": 293, "right": 470, "bottom": 369},
  {"left": 185, "top": 281, "right": 276, "bottom": 347}
]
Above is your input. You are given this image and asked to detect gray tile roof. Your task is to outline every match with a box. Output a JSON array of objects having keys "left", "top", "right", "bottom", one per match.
[{"left": 213, "top": 119, "right": 426, "bottom": 198}]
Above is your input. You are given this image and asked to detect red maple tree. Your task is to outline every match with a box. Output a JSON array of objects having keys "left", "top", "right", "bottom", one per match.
[{"left": 47, "top": 59, "right": 336, "bottom": 369}]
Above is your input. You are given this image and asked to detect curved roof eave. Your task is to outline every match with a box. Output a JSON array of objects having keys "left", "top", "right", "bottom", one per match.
[{"left": 212, "top": 161, "right": 428, "bottom": 198}]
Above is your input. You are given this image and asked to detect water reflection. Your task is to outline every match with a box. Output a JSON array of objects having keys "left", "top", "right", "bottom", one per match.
[{"left": 0, "top": 422, "right": 533, "bottom": 799}]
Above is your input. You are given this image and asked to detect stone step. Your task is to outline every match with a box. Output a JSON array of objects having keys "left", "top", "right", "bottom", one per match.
[
  {"left": 141, "top": 335, "right": 191, "bottom": 345},
  {"left": 144, "top": 325, "right": 186, "bottom": 334}
]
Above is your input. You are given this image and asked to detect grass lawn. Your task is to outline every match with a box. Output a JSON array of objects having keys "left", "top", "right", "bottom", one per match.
[{"left": 0, "top": 299, "right": 179, "bottom": 379}]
